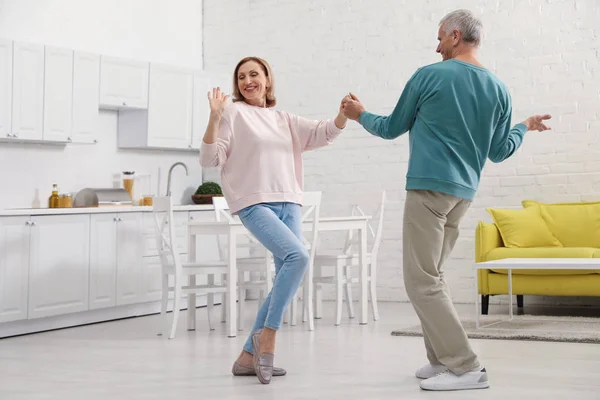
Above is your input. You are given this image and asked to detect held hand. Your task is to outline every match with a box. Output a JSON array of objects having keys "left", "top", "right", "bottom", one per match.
[
  {"left": 335, "top": 95, "right": 351, "bottom": 129},
  {"left": 207, "top": 87, "right": 229, "bottom": 118},
  {"left": 523, "top": 114, "right": 552, "bottom": 131},
  {"left": 341, "top": 92, "right": 365, "bottom": 121}
]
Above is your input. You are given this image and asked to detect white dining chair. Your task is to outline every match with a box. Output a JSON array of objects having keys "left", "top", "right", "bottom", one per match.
[
  {"left": 287, "top": 191, "right": 322, "bottom": 331},
  {"left": 152, "top": 196, "right": 229, "bottom": 339},
  {"left": 211, "top": 197, "right": 274, "bottom": 331},
  {"left": 312, "top": 190, "right": 386, "bottom": 325}
]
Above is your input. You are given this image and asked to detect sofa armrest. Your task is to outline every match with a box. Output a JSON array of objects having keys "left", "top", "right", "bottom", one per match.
[{"left": 476, "top": 221, "right": 504, "bottom": 295}]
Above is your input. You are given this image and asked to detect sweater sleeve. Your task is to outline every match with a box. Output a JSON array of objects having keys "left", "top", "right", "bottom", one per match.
[
  {"left": 358, "top": 70, "right": 422, "bottom": 140},
  {"left": 199, "top": 117, "right": 233, "bottom": 167},
  {"left": 488, "top": 98, "right": 528, "bottom": 163},
  {"left": 287, "top": 112, "right": 343, "bottom": 152}
]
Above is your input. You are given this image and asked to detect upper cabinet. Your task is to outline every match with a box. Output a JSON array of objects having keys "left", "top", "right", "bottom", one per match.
[
  {"left": 0, "top": 37, "right": 224, "bottom": 151},
  {"left": 0, "top": 39, "right": 12, "bottom": 139},
  {"left": 43, "top": 46, "right": 73, "bottom": 142},
  {"left": 100, "top": 56, "right": 149, "bottom": 109},
  {"left": 11, "top": 42, "right": 44, "bottom": 141},
  {"left": 117, "top": 63, "right": 194, "bottom": 150},
  {"left": 71, "top": 52, "right": 100, "bottom": 144}
]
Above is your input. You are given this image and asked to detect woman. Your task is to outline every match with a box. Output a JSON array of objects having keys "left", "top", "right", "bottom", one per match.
[{"left": 199, "top": 56, "right": 347, "bottom": 384}]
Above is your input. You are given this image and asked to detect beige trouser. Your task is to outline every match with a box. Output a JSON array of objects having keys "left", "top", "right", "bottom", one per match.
[{"left": 403, "top": 189, "right": 480, "bottom": 375}]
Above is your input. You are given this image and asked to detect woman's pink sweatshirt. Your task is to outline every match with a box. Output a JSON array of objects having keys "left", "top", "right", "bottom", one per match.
[{"left": 199, "top": 101, "right": 343, "bottom": 214}]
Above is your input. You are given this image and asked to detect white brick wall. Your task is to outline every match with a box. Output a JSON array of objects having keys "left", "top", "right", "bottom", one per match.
[{"left": 203, "top": 0, "right": 600, "bottom": 305}]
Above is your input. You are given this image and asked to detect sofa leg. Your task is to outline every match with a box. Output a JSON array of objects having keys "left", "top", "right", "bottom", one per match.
[
  {"left": 481, "top": 295, "right": 489, "bottom": 315},
  {"left": 517, "top": 295, "right": 524, "bottom": 308}
]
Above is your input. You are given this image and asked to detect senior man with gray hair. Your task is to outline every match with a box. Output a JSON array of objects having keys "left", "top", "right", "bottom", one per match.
[{"left": 342, "top": 9, "right": 551, "bottom": 391}]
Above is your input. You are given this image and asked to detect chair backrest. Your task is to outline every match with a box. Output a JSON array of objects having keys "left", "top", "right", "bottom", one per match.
[
  {"left": 342, "top": 190, "right": 386, "bottom": 258},
  {"left": 151, "top": 196, "right": 183, "bottom": 273},
  {"left": 301, "top": 191, "right": 322, "bottom": 264},
  {"left": 212, "top": 196, "right": 236, "bottom": 223}
]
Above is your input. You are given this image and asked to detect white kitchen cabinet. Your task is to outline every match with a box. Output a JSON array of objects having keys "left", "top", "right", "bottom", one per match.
[
  {"left": 11, "top": 42, "right": 44, "bottom": 141},
  {"left": 0, "top": 39, "right": 12, "bottom": 139},
  {"left": 71, "top": 51, "right": 100, "bottom": 144},
  {"left": 147, "top": 64, "right": 194, "bottom": 149},
  {"left": 191, "top": 73, "right": 211, "bottom": 149},
  {"left": 0, "top": 217, "right": 31, "bottom": 323},
  {"left": 89, "top": 214, "right": 118, "bottom": 309},
  {"left": 43, "top": 46, "right": 73, "bottom": 142},
  {"left": 100, "top": 56, "right": 149, "bottom": 109},
  {"left": 117, "top": 64, "right": 194, "bottom": 150},
  {"left": 28, "top": 215, "right": 90, "bottom": 319},
  {"left": 116, "top": 213, "right": 144, "bottom": 306}
]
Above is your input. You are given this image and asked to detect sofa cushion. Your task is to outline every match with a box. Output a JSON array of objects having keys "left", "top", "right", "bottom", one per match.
[
  {"left": 485, "top": 247, "right": 600, "bottom": 275},
  {"left": 522, "top": 200, "right": 600, "bottom": 248},
  {"left": 486, "top": 207, "right": 562, "bottom": 248}
]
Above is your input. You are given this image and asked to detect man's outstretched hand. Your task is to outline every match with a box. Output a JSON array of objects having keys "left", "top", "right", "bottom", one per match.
[
  {"left": 523, "top": 114, "right": 552, "bottom": 131},
  {"left": 341, "top": 93, "right": 366, "bottom": 121}
]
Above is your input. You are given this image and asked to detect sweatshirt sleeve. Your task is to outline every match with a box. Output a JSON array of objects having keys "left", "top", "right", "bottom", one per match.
[
  {"left": 287, "top": 113, "right": 343, "bottom": 152},
  {"left": 488, "top": 94, "right": 528, "bottom": 163},
  {"left": 199, "top": 117, "right": 233, "bottom": 168},
  {"left": 358, "top": 70, "right": 422, "bottom": 140}
]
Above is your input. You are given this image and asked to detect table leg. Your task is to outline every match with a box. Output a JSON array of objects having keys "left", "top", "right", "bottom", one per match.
[
  {"left": 475, "top": 268, "right": 480, "bottom": 329},
  {"left": 187, "top": 232, "right": 196, "bottom": 331},
  {"left": 359, "top": 225, "right": 368, "bottom": 325},
  {"left": 227, "top": 230, "right": 237, "bottom": 337},
  {"left": 508, "top": 268, "right": 513, "bottom": 321}
]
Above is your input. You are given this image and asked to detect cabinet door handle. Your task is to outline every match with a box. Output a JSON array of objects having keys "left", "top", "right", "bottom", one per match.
[
  {"left": 122, "top": 101, "right": 127, "bottom": 106},
  {"left": 67, "top": 137, "right": 72, "bottom": 142},
  {"left": 189, "top": 216, "right": 194, "bottom": 220},
  {"left": 13, "top": 133, "right": 19, "bottom": 138},
  {"left": 93, "top": 139, "right": 98, "bottom": 144},
  {"left": 31, "top": 221, "right": 36, "bottom": 226},
  {"left": 6, "top": 133, "right": 11, "bottom": 138},
  {"left": 118, "top": 217, "right": 123, "bottom": 222},
  {"left": 113, "top": 217, "right": 118, "bottom": 222},
  {"left": 25, "top": 221, "right": 31, "bottom": 226}
]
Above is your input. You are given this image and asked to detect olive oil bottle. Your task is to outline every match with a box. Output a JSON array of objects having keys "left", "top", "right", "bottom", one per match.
[{"left": 48, "top": 184, "right": 59, "bottom": 208}]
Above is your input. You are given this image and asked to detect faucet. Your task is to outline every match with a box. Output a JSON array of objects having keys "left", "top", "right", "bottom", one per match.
[{"left": 166, "top": 162, "right": 189, "bottom": 197}]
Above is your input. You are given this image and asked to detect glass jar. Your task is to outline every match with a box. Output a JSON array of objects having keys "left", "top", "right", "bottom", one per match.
[{"left": 59, "top": 193, "right": 73, "bottom": 208}]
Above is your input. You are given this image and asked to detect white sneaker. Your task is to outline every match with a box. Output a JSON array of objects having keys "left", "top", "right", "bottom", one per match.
[
  {"left": 420, "top": 367, "right": 489, "bottom": 391},
  {"left": 415, "top": 363, "right": 448, "bottom": 379}
]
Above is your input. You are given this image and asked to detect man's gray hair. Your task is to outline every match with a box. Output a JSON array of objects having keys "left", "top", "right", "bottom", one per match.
[{"left": 439, "top": 9, "right": 483, "bottom": 47}]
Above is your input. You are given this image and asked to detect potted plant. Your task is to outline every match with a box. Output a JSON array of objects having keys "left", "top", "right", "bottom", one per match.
[{"left": 192, "top": 181, "right": 223, "bottom": 204}]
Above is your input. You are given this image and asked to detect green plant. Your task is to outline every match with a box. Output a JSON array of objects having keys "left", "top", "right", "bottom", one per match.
[{"left": 195, "top": 181, "right": 222, "bottom": 195}]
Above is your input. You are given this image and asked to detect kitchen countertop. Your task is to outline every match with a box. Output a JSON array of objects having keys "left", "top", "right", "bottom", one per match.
[{"left": 0, "top": 204, "right": 215, "bottom": 216}]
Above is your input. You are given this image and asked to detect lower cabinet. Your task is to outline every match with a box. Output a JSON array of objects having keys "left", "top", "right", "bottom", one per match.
[
  {"left": 0, "top": 209, "right": 218, "bottom": 328},
  {"left": 28, "top": 214, "right": 90, "bottom": 319}
]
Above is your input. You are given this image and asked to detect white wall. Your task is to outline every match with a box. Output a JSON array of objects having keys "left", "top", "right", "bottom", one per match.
[
  {"left": 203, "top": 0, "right": 600, "bottom": 304},
  {"left": 0, "top": 0, "right": 205, "bottom": 209}
]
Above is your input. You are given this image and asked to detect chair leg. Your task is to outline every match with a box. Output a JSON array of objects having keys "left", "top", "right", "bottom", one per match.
[
  {"left": 159, "top": 274, "right": 169, "bottom": 336},
  {"left": 290, "top": 294, "right": 298, "bottom": 326},
  {"left": 314, "top": 282, "right": 323, "bottom": 319},
  {"left": 169, "top": 275, "right": 182, "bottom": 339},
  {"left": 517, "top": 295, "right": 524, "bottom": 308},
  {"left": 237, "top": 270, "right": 245, "bottom": 331},
  {"left": 221, "top": 273, "right": 227, "bottom": 323},
  {"left": 207, "top": 274, "right": 215, "bottom": 331},
  {"left": 306, "top": 269, "right": 315, "bottom": 331},
  {"left": 335, "top": 265, "right": 343, "bottom": 326},
  {"left": 369, "top": 263, "right": 379, "bottom": 321},
  {"left": 344, "top": 265, "right": 355, "bottom": 319},
  {"left": 481, "top": 295, "right": 489, "bottom": 315}
]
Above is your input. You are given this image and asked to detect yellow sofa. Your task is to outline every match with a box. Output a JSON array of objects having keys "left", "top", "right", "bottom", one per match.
[{"left": 476, "top": 199, "right": 600, "bottom": 314}]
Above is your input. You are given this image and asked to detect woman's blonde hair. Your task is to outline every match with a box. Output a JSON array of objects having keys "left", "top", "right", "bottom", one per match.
[{"left": 232, "top": 56, "right": 276, "bottom": 108}]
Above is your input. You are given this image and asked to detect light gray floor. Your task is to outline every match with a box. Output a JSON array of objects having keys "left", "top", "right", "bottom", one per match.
[{"left": 1, "top": 301, "right": 599, "bottom": 400}]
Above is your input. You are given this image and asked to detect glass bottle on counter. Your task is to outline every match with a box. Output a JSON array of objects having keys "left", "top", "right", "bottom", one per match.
[{"left": 48, "top": 184, "right": 60, "bottom": 208}]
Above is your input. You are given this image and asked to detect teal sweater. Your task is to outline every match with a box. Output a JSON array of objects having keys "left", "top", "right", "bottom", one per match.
[{"left": 358, "top": 59, "right": 528, "bottom": 201}]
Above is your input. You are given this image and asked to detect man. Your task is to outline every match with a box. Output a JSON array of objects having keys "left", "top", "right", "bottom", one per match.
[{"left": 342, "top": 9, "right": 551, "bottom": 392}]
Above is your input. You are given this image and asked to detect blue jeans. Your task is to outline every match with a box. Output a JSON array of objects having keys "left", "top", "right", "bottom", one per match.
[{"left": 237, "top": 202, "right": 309, "bottom": 354}]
